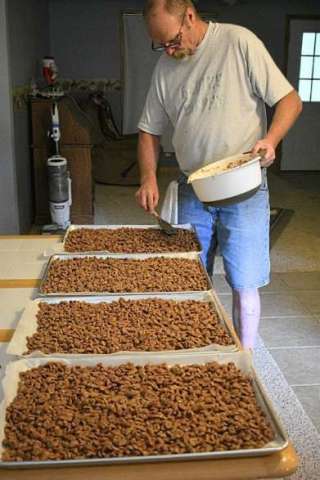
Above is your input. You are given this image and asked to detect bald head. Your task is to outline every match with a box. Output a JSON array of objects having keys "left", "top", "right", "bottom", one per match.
[
  {"left": 143, "top": 0, "right": 198, "bottom": 20},
  {"left": 144, "top": 0, "right": 207, "bottom": 60}
]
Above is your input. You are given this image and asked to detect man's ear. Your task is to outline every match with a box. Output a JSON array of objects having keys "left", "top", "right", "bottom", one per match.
[{"left": 185, "top": 7, "right": 196, "bottom": 27}]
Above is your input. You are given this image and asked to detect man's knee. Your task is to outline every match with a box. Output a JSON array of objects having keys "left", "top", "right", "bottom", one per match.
[{"left": 232, "top": 288, "right": 260, "bottom": 315}]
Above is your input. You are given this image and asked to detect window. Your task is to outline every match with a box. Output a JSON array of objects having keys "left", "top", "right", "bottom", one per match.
[{"left": 298, "top": 32, "right": 320, "bottom": 101}]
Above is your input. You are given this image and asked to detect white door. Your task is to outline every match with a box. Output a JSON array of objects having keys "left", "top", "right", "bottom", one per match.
[{"left": 281, "top": 17, "right": 320, "bottom": 171}]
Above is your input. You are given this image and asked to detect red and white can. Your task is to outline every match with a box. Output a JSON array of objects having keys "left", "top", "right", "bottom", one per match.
[{"left": 42, "top": 56, "right": 58, "bottom": 85}]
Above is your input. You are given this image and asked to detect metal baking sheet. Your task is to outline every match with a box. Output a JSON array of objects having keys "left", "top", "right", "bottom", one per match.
[
  {"left": 43, "top": 224, "right": 202, "bottom": 256},
  {"left": 38, "top": 252, "right": 212, "bottom": 297},
  {"left": 0, "top": 352, "right": 288, "bottom": 469},
  {"left": 7, "top": 290, "right": 240, "bottom": 357}
]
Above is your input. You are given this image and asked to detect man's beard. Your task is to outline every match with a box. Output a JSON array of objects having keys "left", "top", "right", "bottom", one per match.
[{"left": 172, "top": 48, "right": 193, "bottom": 60}]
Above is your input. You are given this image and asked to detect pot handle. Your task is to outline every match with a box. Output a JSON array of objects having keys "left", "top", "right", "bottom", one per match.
[
  {"left": 257, "top": 148, "right": 267, "bottom": 159},
  {"left": 243, "top": 148, "right": 268, "bottom": 159}
]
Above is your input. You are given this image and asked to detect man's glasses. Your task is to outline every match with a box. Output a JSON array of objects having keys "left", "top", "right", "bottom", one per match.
[{"left": 151, "top": 10, "right": 186, "bottom": 52}]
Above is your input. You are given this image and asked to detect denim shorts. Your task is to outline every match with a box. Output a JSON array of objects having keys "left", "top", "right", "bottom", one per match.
[{"left": 178, "top": 171, "right": 270, "bottom": 289}]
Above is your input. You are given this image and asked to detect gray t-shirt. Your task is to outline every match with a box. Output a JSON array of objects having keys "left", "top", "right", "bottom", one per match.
[{"left": 138, "top": 22, "right": 293, "bottom": 175}]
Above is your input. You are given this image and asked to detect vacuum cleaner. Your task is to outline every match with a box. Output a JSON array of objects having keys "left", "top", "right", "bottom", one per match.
[{"left": 43, "top": 101, "right": 72, "bottom": 232}]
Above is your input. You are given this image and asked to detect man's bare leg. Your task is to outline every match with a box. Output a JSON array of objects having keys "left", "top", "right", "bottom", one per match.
[{"left": 232, "top": 288, "right": 261, "bottom": 349}]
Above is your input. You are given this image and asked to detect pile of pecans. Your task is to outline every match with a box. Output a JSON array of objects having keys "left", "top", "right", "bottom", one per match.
[
  {"left": 26, "top": 298, "right": 234, "bottom": 354},
  {"left": 226, "top": 157, "right": 250, "bottom": 170},
  {"left": 64, "top": 228, "right": 201, "bottom": 253},
  {"left": 2, "top": 361, "right": 274, "bottom": 462},
  {"left": 41, "top": 257, "right": 210, "bottom": 294}
]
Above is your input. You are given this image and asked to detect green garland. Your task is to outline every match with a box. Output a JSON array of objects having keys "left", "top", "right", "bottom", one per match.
[{"left": 12, "top": 78, "right": 122, "bottom": 112}]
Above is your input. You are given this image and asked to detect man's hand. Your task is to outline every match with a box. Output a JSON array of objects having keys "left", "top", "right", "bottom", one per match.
[
  {"left": 135, "top": 176, "right": 159, "bottom": 212},
  {"left": 251, "top": 139, "right": 275, "bottom": 168},
  {"left": 136, "top": 131, "right": 160, "bottom": 212}
]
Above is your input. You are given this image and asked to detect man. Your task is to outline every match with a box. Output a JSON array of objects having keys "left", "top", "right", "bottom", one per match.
[{"left": 135, "top": 0, "right": 302, "bottom": 348}]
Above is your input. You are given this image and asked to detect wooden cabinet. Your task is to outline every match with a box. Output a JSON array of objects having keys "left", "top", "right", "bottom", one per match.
[{"left": 30, "top": 98, "right": 94, "bottom": 225}]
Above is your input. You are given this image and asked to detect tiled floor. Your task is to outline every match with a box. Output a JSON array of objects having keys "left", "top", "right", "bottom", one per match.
[
  {"left": 293, "top": 386, "right": 320, "bottom": 432},
  {"left": 215, "top": 272, "right": 320, "bottom": 434}
]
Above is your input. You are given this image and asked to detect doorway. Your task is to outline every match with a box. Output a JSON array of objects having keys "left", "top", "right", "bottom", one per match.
[{"left": 281, "top": 16, "right": 320, "bottom": 171}]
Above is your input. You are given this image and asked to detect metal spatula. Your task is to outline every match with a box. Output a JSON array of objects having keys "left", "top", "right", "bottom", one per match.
[{"left": 151, "top": 210, "right": 178, "bottom": 236}]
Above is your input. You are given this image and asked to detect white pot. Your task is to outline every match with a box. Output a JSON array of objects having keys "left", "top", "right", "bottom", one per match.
[{"left": 188, "top": 152, "right": 262, "bottom": 205}]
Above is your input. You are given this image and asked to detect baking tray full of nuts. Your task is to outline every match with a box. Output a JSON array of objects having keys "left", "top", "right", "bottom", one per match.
[
  {"left": 7, "top": 291, "right": 240, "bottom": 357},
  {"left": 44, "top": 224, "right": 202, "bottom": 256},
  {"left": 38, "top": 253, "right": 212, "bottom": 296},
  {"left": 0, "top": 352, "right": 288, "bottom": 468}
]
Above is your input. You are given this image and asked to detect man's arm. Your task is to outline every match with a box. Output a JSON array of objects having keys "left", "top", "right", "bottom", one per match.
[
  {"left": 252, "top": 89, "right": 303, "bottom": 167},
  {"left": 135, "top": 130, "right": 161, "bottom": 212}
]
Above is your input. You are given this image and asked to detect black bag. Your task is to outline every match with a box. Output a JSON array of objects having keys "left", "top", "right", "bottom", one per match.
[
  {"left": 90, "top": 93, "right": 139, "bottom": 185},
  {"left": 90, "top": 92, "right": 122, "bottom": 142}
]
